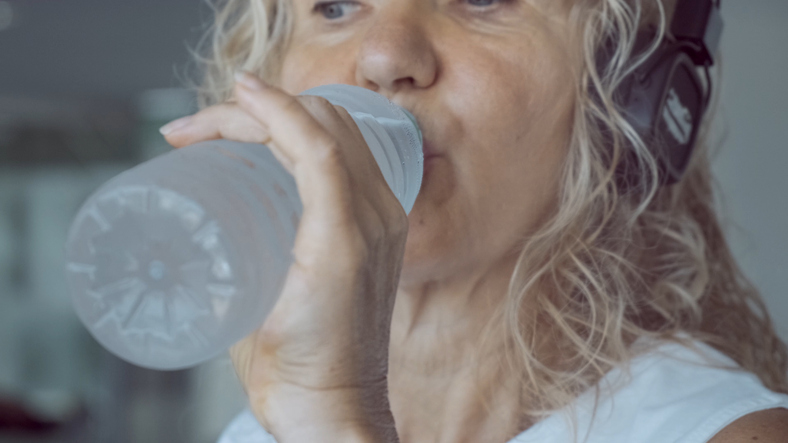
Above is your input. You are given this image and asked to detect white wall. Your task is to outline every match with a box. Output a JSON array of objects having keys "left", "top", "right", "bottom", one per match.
[{"left": 713, "top": 0, "right": 788, "bottom": 340}]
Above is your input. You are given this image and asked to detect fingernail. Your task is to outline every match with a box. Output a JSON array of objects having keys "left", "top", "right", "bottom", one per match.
[
  {"left": 159, "top": 116, "right": 193, "bottom": 135},
  {"left": 234, "top": 71, "right": 267, "bottom": 91}
]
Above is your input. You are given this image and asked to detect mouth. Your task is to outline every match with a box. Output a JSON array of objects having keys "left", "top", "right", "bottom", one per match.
[
  {"left": 421, "top": 137, "right": 443, "bottom": 183},
  {"left": 404, "top": 110, "right": 442, "bottom": 160},
  {"left": 422, "top": 138, "right": 441, "bottom": 160},
  {"left": 403, "top": 108, "right": 439, "bottom": 161}
]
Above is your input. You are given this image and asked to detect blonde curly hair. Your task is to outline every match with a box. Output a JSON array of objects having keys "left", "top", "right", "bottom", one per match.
[{"left": 189, "top": 0, "right": 788, "bottom": 428}]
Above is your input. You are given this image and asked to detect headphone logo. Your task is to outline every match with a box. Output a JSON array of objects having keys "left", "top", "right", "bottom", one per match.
[{"left": 662, "top": 88, "right": 693, "bottom": 145}]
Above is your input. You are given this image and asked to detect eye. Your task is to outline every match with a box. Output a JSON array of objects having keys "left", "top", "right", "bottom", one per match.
[
  {"left": 312, "top": 1, "right": 361, "bottom": 21},
  {"left": 312, "top": 0, "right": 511, "bottom": 21},
  {"left": 463, "top": 0, "right": 513, "bottom": 12}
]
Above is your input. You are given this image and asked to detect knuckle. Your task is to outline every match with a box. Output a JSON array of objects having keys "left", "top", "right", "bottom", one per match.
[
  {"left": 257, "top": 317, "right": 288, "bottom": 348},
  {"left": 389, "top": 206, "right": 410, "bottom": 238},
  {"left": 206, "top": 103, "right": 238, "bottom": 121},
  {"left": 384, "top": 208, "right": 409, "bottom": 244},
  {"left": 298, "top": 95, "right": 332, "bottom": 110},
  {"left": 198, "top": 103, "right": 237, "bottom": 125},
  {"left": 317, "top": 223, "right": 368, "bottom": 271},
  {"left": 380, "top": 212, "right": 409, "bottom": 253},
  {"left": 368, "top": 202, "right": 407, "bottom": 247},
  {"left": 361, "top": 210, "right": 385, "bottom": 246},
  {"left": 373, "top": 190, "right": 408, "bottom": 235},
  {"left": 308, "top": 95, "right": 332, "bottom": 105},
  {"left": 333, "top": 104, "right": 352, "bottom": 119},
  {"left": 346, "top": 227, "right": 372, "bottom": 267},
  {"left": 314, "top": 139, "right": 344, "bottom": 166},
  {"left": 280, "top": 95, "right": 305, "bottom": 115}
]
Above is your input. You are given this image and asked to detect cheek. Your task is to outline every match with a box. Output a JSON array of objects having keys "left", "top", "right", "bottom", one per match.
[
  {"left": 453, "top": 55, "right": 574, "bottom": 249},
  {"left": 490, "top": 91, "right": 572, "bottom": 223},
  {"left": 469, "top": 123, "right": 569, "bottom": 256},
  {"left": 277, "top": 46, "right": 356, "bottom": 94}
]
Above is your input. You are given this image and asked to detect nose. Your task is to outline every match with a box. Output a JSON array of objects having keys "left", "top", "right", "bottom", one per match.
[{"left": 354, "top": 4, "right": 438, "bottom": 94}]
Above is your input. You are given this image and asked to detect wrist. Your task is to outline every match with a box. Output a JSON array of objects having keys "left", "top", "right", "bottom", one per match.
[
  {"left": 253, "top": 382, "right": 398, "bottom": 443},
  {"left": 275, "top": 416, "right": 398, "bottom": 443}
]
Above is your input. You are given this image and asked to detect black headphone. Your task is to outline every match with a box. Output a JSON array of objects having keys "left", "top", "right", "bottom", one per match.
[{"left": 606, "top": 0, "right": 723, "bottom": 188}]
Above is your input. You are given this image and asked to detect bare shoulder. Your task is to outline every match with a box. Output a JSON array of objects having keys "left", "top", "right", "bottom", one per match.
[{"left": 708, "top": 408, "right": 788, "bottom": 443}]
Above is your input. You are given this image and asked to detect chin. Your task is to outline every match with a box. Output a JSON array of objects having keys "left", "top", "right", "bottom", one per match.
[
  {"left": 399, "top": 233, "right": 455, "bottom": 288},
  {"left": 400, "top": 189, "right": 460, "bottom": 286}
]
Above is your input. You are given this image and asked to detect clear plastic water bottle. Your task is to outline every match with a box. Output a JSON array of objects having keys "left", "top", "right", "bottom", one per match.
[{"left": 64, "top": 84, "right": 423, "bottom": 370}]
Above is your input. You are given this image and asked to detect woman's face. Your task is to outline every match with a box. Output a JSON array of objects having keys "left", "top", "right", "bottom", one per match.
[{"left": 278, "top": 0, "right": 578, "bottom": 288}]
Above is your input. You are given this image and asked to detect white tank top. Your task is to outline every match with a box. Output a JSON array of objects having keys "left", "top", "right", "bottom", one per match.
[{"left": 217, "top": 338, "right": 788, "bottom": 443}]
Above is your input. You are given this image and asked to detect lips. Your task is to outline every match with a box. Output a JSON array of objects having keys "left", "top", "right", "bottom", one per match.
[
  {"left": 422, "top": 139, "right": 441, "bottom": 160},
  {"left": 401, "top": 109, "right": 441, "bottom": 160}
]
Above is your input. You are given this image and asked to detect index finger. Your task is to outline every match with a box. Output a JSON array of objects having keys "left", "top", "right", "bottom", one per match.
[
  {"left": 235, "top": 72, "right": 344, "bottom": 164},
  {"left": 233, "top": 72, "right": 354, "bottom": 220}
]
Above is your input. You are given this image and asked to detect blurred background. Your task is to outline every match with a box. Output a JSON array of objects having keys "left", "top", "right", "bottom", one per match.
[
  {"left": 0, "top": 1, "right": 246, "bottom": 442},
  {"left": 0, "top": 0, "right": 786, "bottom": 442}
]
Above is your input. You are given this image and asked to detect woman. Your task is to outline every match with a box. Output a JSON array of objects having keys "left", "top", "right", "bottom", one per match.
[{"left": 160, "top": 0, "right": 788, "bottom": 441}]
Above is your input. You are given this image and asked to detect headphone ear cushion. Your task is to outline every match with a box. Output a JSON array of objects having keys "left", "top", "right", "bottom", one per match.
[
  {"left": 604, "top": 34, "right": 707, "bottom": 190},
  {"left": 653, "top": 55, "right": 706, "bottom": 183}
]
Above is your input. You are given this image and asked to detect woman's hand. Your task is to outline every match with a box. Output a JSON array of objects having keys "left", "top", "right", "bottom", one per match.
[{"left": 161, "top": 72, "right": 405, "bottom": 443}]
